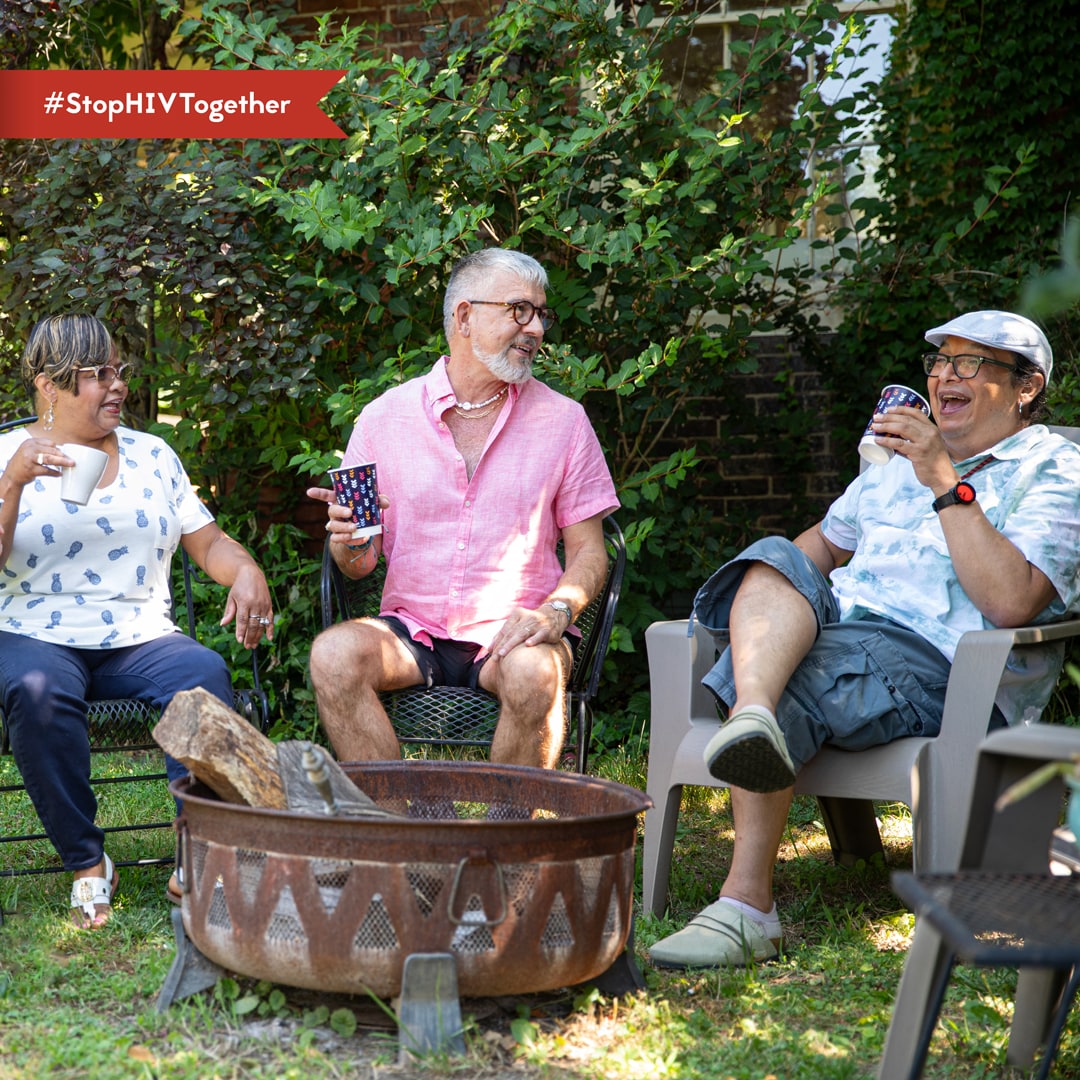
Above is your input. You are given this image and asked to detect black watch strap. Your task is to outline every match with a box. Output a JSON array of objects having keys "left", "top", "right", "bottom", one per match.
[{"left": 932, "top": 480, "right": 977, "bottom": 512}]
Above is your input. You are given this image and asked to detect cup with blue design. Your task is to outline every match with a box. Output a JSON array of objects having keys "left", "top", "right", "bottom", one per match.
[
  {"left": 327, "top": 461, "right": 381, "bottom": 540},
  {"left": 858, "top": 385, "right": 931, "bottom": 465}
]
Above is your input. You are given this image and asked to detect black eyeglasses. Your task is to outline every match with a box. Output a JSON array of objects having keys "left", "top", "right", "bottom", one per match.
[
  {"left": 77, "top": 363, "right": 133, "bottom": 385},
  {"left": 922, "top": 353, "right": 1016, "bottom": 380},
  {"left": 468, "top": 299, "right": 557, "bottom": 331}
]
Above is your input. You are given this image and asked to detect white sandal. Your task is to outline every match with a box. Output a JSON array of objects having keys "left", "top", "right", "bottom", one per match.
[{"left": 69, "top": 854, "right": 116, "bottom": 928}]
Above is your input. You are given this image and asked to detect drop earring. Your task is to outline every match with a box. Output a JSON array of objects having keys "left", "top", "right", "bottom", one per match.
[{"left": 43, "top": 401, "right": 55, "bottom": 431}]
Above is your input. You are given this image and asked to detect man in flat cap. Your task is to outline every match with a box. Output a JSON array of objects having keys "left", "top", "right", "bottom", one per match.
[{"left": 651, "top": 309, "right": 1080, "bottom": 969}]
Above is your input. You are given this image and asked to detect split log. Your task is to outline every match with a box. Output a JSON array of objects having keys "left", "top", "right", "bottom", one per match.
[
  {"left": 153, "top": 687, "right": 401, "bottom": 818},
  {"left": 153, "top": 687, "right": 287, "bottom": 808}
]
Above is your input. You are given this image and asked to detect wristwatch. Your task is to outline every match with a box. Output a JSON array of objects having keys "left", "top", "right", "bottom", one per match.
[
  {"left": 931, "top": 481, "right": 978, "bottom": 513},
  {"left": 545, "top": 599, "right": 573, "bottom": 626}
]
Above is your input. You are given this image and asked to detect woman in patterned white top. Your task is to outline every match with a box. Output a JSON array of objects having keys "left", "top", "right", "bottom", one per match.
[{"left": 0, "top": 314, "right": 273, "bottom": 929}]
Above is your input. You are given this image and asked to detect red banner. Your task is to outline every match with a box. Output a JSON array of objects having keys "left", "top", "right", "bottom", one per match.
[{"left": 0, "top": 70, "right": 347, "bottom": 140}]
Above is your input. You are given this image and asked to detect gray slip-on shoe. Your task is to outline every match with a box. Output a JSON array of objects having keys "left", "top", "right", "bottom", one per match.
[
  {"left": 703, "top": 706, "right": 796, "bottom": 792},
  {"left": 649, "top": 898, "right": 782, "bottom": 969}
]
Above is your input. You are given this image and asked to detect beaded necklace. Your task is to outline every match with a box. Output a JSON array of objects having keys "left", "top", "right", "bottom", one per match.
[{"left": 451, "top": 385, "right": 508, "bottom": 419}]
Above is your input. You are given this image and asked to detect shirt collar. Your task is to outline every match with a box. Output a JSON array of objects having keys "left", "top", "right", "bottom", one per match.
[
  {"left": 952, "top": 424, "right": 1045, "bottom": 470},
  {"left": 425, "top": 355, "right": 522, "bottom": 418}
]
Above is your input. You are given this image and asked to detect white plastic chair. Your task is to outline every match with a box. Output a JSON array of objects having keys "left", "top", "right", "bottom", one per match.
[{"left": 641, "top": 425, "right": 1080, "bottom": 918}]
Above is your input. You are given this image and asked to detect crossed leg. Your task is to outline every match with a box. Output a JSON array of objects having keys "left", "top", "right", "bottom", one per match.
[
  {"left": 651, "top": 559, "right": 818, "bottom": 967},
  {"left": 718, "top": 560, "right": 818, "bottom": 903}
]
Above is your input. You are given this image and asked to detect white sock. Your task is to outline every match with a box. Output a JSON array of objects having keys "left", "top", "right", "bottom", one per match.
[{"left": 716, "top": 896, "right": 782, "bottom": 939}]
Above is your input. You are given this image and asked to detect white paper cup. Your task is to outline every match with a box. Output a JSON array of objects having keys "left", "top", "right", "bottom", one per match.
[
  {"left": 59, "top": 444, "right": 109, "bottom": 505},
  {"left": 327, "top": 461, "right": 382, "bottom": 540},
  {"left": 858, "top": 384, "right": 931, "bottom": 465}
]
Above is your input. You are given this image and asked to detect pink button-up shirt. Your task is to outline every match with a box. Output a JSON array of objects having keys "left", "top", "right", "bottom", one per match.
[{"left": 343, "top": 358, "right": 619, "bottom": 651}]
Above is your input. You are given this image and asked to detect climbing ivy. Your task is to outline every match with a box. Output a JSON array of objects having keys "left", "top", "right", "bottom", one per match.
[{"left": 824, "top": 0, "right": 1080, "bottom": 441}]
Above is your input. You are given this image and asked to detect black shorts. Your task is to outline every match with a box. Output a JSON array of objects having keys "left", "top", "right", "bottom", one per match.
[
  {"left": 380, "top": 615, "right": 577, "bottom": 690},
  {"left": 380, "top": 616, "right": 487, "bottom": 689}
]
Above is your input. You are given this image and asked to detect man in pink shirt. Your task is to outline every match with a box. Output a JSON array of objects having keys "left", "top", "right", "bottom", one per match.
[{"left": 307, "top": 248, "right": 619, "bottom": 768}]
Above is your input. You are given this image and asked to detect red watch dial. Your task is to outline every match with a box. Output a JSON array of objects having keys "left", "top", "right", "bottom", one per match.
[{"left": 955, "top": 481, "right": 977, "bottom": 503}]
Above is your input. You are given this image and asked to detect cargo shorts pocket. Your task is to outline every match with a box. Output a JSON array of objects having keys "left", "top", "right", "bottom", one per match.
[{"left": 784, "top": 627, "right": 948, "bottom": 755}]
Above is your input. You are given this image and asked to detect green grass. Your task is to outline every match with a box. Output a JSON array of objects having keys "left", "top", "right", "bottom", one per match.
[{"left": 0, "top": 747, "right": 1077, "bottom": 1078}]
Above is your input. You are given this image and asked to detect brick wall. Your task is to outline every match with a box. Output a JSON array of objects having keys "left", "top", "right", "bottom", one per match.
[
  {"left": 655, "top": 334, "right": 850, "bottom": 539},
  {"left": 289, "top": 0, "right": 492, "bottom": 52}
]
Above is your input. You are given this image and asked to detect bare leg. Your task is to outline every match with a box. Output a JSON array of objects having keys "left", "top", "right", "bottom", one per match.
[
  {"left": 717, "top": 562, "right": 814, "bottom": 902},
  {"left": 707, "top": 548, "right": 805, "bottom": 898},
  {"left": 309, "top": 619, "right": 423, "bottom": 761},
  {"left": 727, "top": 561, "right": 818, "bottom": 716},
  {"left": 650, "top": 561, "right": 818, "bottom": 968},
  {"left": 481, "top": 639, "right": 572, "bottom": 768},
  {"left": 721, "top": 785, "right": 795, "bottom": 912}
]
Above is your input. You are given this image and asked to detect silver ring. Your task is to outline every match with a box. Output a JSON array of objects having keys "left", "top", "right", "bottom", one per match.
[
  {"left": 36, "top": 453, "right": 44, "bottom": 466},
  {"left": 248, "top": 615, "right": 271, "bottom": 626}
]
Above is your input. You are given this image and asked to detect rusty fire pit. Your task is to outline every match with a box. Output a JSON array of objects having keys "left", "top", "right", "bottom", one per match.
[{"left": 170, "top": 761, "right": 651, "bottom": 1000}]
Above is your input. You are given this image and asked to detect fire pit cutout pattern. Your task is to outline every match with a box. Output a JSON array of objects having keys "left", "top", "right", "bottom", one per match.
[{"left": 174, "top": 761, "right": 651, "bottom": 998}]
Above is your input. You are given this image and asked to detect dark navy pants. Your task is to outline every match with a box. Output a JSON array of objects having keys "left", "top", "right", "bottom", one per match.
[{"left": 0, "top": 631, "right": 231, "bottom": 871}]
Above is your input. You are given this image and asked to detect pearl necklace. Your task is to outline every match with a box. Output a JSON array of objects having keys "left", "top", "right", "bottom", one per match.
[{"left": 451, "top": 385, "right": 507, "bottom": 419}]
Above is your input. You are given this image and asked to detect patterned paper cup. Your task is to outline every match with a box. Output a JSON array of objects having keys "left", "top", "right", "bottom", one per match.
[
  {"left": 858, "top": 384, "right": 931, "bottom": 465},
  {"left": 327, "top": 462, "right": 382, "bottom": 539}
]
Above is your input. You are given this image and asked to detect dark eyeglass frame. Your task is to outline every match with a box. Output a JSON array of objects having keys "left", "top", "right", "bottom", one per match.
[
  {"left": 468, "top": 299, "right": 557, "bottom": 331},
  {"left": 77, "top": 363, "right": 134, "bottom": 385},
  {"left": 922, "top": 352, "right": 1017, "bottom": 380}
]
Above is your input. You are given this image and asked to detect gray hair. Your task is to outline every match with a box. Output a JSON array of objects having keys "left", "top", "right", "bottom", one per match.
[
  {"left": 1012, "top": 354, "right": 1049, "bottom": 424},
  {"left": 442, "top": 248, "right": 548, "bottom": 341},
  {"left": 21, "top": 313, "right": 115, "bottom": 397}
]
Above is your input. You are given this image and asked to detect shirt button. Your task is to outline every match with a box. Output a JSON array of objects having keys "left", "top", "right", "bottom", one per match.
[
  {"left": 465, "top": 500, "right": 471, "bottom": 507},
  {"left": 457, "top": 543, "right": 465, "bottom": 550}
]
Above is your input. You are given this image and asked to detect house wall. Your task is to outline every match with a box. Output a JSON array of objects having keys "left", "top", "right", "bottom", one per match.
[
  {"left": 290, "top": 0, "right": 492, "bottom": 52},
  {"left": 663, "top": 334, "right": 850, "bottom": 540}
]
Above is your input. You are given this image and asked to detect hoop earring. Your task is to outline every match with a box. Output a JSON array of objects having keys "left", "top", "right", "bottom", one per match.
[{"left": 43, "top": 401, "right": 55, "bottom": 431}]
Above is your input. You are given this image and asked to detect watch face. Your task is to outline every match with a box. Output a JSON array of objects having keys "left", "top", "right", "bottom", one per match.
[{"left": 956, "top": 481, "right": 977, "bottom": 503}]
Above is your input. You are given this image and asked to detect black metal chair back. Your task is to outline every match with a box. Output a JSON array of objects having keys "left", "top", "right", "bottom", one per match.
[{"left": 319, "top": 516, "right": 626, "bottom": 772}]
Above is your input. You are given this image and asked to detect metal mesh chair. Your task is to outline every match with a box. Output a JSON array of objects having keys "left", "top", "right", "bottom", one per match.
[
  {"left": 0, "top": 416, "right": 269, "bottom": 876},
  {"left": 319, "top": 516, "right": 626, "bottom": 772}
]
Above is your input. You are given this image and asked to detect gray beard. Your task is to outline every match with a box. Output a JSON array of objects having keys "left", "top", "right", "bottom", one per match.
[{"left": 476, "top": 344, "right": 533, "bottom": 385}]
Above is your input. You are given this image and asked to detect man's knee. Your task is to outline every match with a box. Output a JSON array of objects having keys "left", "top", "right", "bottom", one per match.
[
  {"left": 488, "top": 642, "right": 569, "bottom": 705},
  {"left": 310, "top": 620, "right": 405, "bottom": 691},
  {"left": 310, "top": 623, "right": 359, "bottom": 687}
]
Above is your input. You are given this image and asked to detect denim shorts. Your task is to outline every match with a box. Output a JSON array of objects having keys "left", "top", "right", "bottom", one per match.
[{"left": 692, "top": 536, "right": 956, "bottom": 771}]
